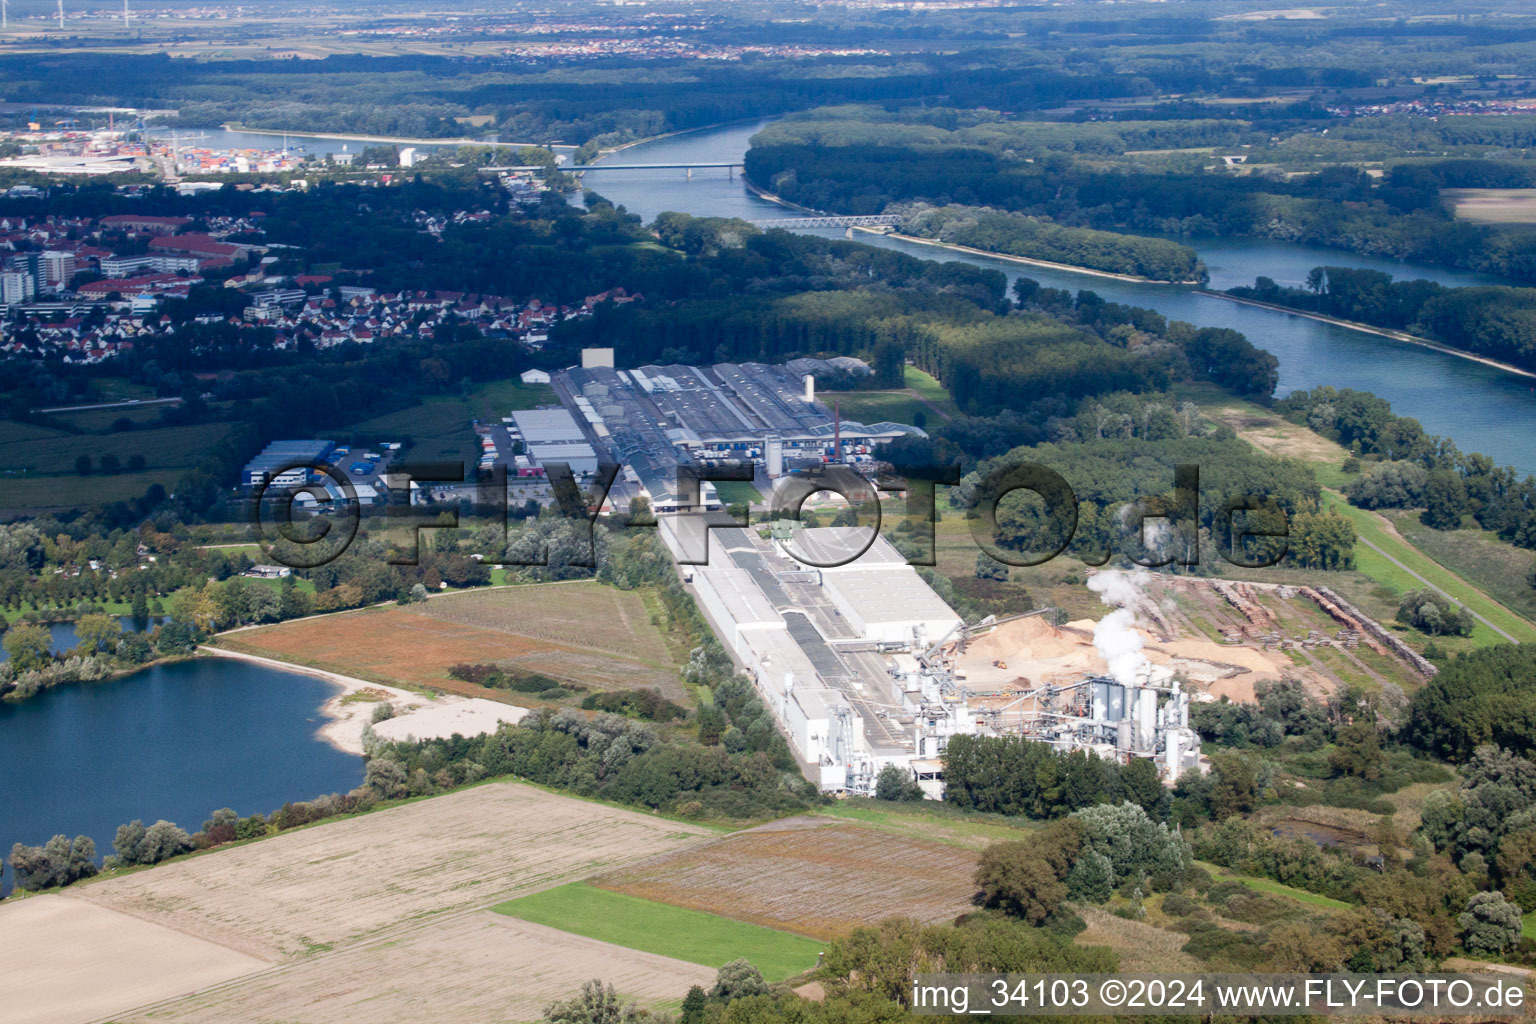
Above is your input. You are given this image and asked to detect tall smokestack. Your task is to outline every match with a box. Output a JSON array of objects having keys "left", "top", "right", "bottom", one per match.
[
  {"left": 833, "top": 399, "right": 841, "bottom": 463},
  {"left": 803, "top": 374, "right": 814, "bottom": 403}
]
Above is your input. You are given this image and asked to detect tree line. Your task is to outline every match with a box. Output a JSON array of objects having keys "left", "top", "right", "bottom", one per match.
[
  {"left": 1231, "top": 267, "right": 1536, "bottom": 374},
  {"left": 900, "top": 205, "right": 1204, "bottom": 282},
  {"left": 1281, "top": 385, "right": 1536, "bottom": 552}
]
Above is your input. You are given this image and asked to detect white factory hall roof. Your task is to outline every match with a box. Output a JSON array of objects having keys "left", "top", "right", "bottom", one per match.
[
  {"left": 696, "top": 566, "right": 782, "bottom": 630},
  {"left": 511, "top": 408, "right": 586, "bottom": 444},
  {"left": 784, "top": 527, "right": 909, "bottom": 572},
  {"left": 821, "top": 568, "right": 963, "bottom": 631},
  {"left": 526, "top": 441, "right": 597, "bottom": 461}
]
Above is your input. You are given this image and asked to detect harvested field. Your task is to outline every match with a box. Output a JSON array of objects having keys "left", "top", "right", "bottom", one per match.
[
  {"left": 1075, "top": 905, "right": 1203, "bottom": 972},
  {"left": 818, "top": 800, "right": 1040, "bottom": 850},
  {"left": 76, "top": 781, "right": 715, "bottom": 961},
  {"left": 420, "top": 584, "right": 675, "bottom": 667},
  {"left": 117, "top": 913, "right": 713, "bottom": 1024},
  {"left": 1207, "top": 404, "right": 1348, "bottom": 465},
  {"left": 1445, "top": 188, "right": 1536, "bottom": 225},
  {"left": 0, "top": 894, "right": 266, "bottom": 1024},
  {"left": 221, "top": 606, "right": 547, "bottom": 695},
  {"left": 594, "top": 819, "right": 978, "bottom": 941},
  {"left": 222, "top": 581, "right": 685, "bottom": 697}
]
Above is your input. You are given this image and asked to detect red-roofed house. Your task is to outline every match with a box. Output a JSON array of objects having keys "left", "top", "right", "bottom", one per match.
[
  {"left": 100, "top": 215, "right": 194, "bottom": 233},
  {"left": 149, "top": 233, "right": 242, "bottom": 259},
  {"left": 77, "top": 273, "right": 183, "bottom": 298}
]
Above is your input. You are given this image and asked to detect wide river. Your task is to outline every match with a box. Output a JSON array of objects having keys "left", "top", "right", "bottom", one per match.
[{"left": 583, "top": 120, "right": 1536, "bottom": 476}]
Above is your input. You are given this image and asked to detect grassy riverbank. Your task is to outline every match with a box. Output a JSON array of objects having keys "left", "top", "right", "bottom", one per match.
[{"left": 1197, "top": 388, "right": 1536, "bottom": 649}]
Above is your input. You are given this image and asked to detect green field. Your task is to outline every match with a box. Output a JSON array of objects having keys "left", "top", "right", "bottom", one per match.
[
  {"left": 0, "top": 470, "right": 183, "bottom": 515},
  {"left": 466, "top": 379, "right": 555, "bottom": 419},
  {"left": 1387, "top": 512, "right": 1536, "bottom": 624},
  {"left": 344, "top": 398, "right": 474, "bottom": 463},
  {"left": 491, "top": 882, "right": 824, "bottom": 981},
  {"left": 247, "top": 575, "right": 317, "bottom": 595},
  {"left": 819, "top": 365, "right": 961, "bottom": 430},
  {"left": 343, "top": 382, "right": 552, "bottom": 464},
  {"left": 1323, "top": 492, "right": 1536, "bottom": 646},
  {"left": 821, "top": 390, "right": 931, "bottom": 427},
  {"left": 84, "top": 378, "right": 159, "bottom": 403},
  {"left": 0, "top": 420, "right": 230, "bottom": 476},
  {"left": 904, "top": 365, "right": 961, "bottom": 419},
  {"left": 1351, "top": 546, "right": 1504, "bottom": 649},
  {"left": 817, "top": 797, "right": 1039, "bottom": 849},
  {"left": 1194, "top": 861, "right": 1352, "bottom": 911},
  {"left": 711, "top": 480, "right": 763, "bottom": 507},
  {"left": 0, "top": 416, "right": 233, "bottom": 516},
  {"left": 56, "top": 405, "right": 169, "bottom": 432}
]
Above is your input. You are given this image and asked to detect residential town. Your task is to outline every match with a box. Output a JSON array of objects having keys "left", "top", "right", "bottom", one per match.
[{"left": 0, "top": 207, "right": 632, "bottom": 363}]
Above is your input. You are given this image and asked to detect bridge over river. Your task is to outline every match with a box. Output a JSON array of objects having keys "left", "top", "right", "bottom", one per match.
[{"left": 747, "top": 214, "right": 902, "bottom": 229}]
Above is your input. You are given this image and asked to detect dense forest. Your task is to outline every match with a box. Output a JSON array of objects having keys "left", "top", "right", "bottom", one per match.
[
  {"left": 1405, "top": 645, "right": 1536, "bottom": 760},
  {"left": 900, "top": 205, "right": 1205, "bottom": 283},
  {"left": 1280, "top": 385, "right": 1536, "bottom": 552},
  {"left": 745, "top": 112, "right": 1536, "bottom": 282},
  {"left": 948, "top": 434, "right": 1338, "bottom": 570}
]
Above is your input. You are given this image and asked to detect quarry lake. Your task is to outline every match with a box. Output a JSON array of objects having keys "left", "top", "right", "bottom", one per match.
[
  {"left": 0, "top": 657, "right": 362, "bottom": 892},
  {"left": 586, "top": 120, "right": 1536, "bottom": 476},
  {"left": 0, "top": 616, "right": 165, "bottom": 663}
]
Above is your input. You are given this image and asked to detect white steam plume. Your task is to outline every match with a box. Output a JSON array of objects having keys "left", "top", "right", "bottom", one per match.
[{"left": 1087, "top": 569, "right": 1153, "bottom": 686}]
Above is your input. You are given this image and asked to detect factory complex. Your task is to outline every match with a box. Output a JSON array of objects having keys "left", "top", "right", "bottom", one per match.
[
  {"left": 517, "top": 353, "right": 1213, "bottom": 797},
  {"left": 660, "top": 514, "right": 1206, "bottom": 797},
  {"left": 241, "top": 438, "right": 399, "bottom": 506},
  {"left": 550, "top": 357, "right": 921, "bottom": 512},
  {"left": 240, "top": 351, "right": 1414, "bottom": 799}
]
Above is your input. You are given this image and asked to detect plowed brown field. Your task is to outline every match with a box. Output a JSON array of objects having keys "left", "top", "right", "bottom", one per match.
[
  {"left": 221, "top": 581, "right": 685, "bottom": 696},
  {"left": 594, "top": 819, "right": 978, "bottom": 940}
]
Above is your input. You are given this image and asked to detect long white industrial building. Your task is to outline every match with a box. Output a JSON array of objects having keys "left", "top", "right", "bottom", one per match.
[{"left": 657, "top": 509, "right": 1201, "bottom": 797}]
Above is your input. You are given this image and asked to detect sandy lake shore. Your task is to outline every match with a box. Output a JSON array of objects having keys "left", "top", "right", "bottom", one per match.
[{"left": 196, "top": 647, "right": 526, "bottom": 755}]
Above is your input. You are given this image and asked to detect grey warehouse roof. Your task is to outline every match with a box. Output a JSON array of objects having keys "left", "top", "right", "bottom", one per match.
[{"left": 511, "top": 408, "right": 587, "bottom": 444}]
